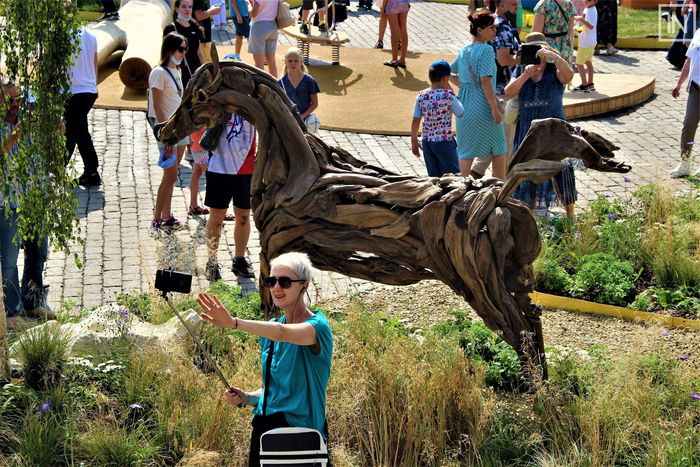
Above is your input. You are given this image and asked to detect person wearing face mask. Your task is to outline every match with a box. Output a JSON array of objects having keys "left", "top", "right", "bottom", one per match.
[
  {"left": 470, "top": 0, "right": 521, "bottom": 180},
  {"left": 197, "top": 252, "right": 333, "bottom": 467},
  {"left": 163, "top": 0, "right": 206, "bottom": 87}
]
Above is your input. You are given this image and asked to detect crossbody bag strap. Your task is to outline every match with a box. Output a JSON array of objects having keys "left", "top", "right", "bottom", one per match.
[
  {"left": 552, "top": 0, "right": 569, "bottom": 25},
  {"left": 262, "top": 334, "right": 276, "bottom": 417},
  {"left": 160, "top": 66, "right": 182, "bottom": 97}
]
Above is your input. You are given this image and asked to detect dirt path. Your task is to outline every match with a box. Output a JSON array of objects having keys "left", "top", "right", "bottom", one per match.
[{"left": 320, "top": 281, "right": 700, "bottom": 369}]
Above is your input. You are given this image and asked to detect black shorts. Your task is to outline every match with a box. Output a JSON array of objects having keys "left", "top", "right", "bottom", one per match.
[
  {"left": 302, "top": 0, "right": 326, "bottom": 9},
  {"left": 204, "top": 172, "right": 252, "bottom": 210}
]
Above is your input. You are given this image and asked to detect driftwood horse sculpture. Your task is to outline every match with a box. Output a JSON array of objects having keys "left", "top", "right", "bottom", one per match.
[{"left": 156, "top": 46, "right": 632, "bottom": 382}]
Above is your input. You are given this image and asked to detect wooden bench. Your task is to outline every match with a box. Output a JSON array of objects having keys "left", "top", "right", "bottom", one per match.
[{"left": 281, "top": 25, "right": 349, "bottom": 65}]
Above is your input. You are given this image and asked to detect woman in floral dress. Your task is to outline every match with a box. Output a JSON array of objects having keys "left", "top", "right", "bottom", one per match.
[{"left": 532, "top": 0, "right": 576, "bottom": 65}]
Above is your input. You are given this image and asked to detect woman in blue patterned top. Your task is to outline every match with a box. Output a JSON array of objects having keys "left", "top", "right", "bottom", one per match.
[
  {"left": 505, "top": 32, "right": 576, "bottom": 216},
  {"left": 278, "top": 48, "right": 321, "bottom": 132},
  {"left": 450, "top": 11, "right": 507, "bottom": 180}
]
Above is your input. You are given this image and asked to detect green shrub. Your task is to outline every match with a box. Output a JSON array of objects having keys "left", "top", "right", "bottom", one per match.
[
  {"left": 569, "top": 253, "right": 640, "bottom": 306},
  {"left": 14, "top": 411, "right": 63, "bottom": 467},
  {"left": 79, "top": 422, "right": 159, "bottom": 466},
  {"left": 432, "top": 311, "right": 523, "bottom": 390},
  {"left": 534, "top": 259, "right": 573, "bottom": 295},
  {"left": 14, "top": 324, "right": 71, "bottom": 391}
]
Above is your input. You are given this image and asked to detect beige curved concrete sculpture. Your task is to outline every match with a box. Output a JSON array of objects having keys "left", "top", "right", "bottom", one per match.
[{"left": 90, "top": 0, "right": 171, "bottom": 90}]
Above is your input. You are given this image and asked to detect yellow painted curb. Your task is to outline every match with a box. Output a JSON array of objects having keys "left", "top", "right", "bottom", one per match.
[{"left": 531, "top": 292, "right": 700, "bottom": 331}]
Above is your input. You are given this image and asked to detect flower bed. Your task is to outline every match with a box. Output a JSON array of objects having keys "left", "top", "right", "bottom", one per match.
[{"left": 532, "top": 183, "right": 700, "bottom": 321}]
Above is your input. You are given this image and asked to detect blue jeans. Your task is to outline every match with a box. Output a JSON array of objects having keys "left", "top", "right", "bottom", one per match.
[
  {"left": 0, "top": 207, "right": 21, "bottom": 317},
  {"left": 422, "top": 139, "right": 460, "bottom": 178},
  {"left": 21, "top": 235, "right": 49, "bottom": 311}
]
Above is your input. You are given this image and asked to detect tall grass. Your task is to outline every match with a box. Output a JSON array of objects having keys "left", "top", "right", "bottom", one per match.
[{"left": 329, "top": 304, "right": 493, "bottom": 466}]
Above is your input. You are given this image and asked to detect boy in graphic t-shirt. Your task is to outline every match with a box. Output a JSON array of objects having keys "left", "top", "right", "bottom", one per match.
[
  {"left": 573, "top": 0, "right": 598, "bottom": 92},
  {"left": 411, "top": 60, "right": 464, "bottom": 178}
]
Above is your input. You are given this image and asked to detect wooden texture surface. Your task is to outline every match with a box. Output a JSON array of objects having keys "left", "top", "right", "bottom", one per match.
[{"left": 156, "top": 46, "right": 632, "bottom": 385}]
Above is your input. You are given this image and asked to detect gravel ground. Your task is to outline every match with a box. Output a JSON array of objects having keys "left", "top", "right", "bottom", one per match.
[{"left": 319, "top": 281, "right": 700, "bottom": 370}]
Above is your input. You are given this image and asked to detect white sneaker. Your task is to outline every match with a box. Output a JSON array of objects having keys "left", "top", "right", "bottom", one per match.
[
  {"left": 670, "top": 161, "right": 691, "bottom": 177},
  {"left": 694, "top": 166, "right": 700, "bottom": 177}
]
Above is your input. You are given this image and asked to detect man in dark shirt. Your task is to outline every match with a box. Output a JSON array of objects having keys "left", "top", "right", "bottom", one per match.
[
  {"left": 471, "top": 0, "right": 521, "bottom": 179},
  {"left": 193, "top": 0, "right": 223, "bottom": 62}
]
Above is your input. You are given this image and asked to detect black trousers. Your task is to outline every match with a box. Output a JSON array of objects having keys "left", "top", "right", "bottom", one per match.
[
  {"left": 248, "top": 413, "right": 291, "bottom": 467},
  {"left": 102, "top": 0, "right": 117, "bottom": 14},
  {"left": 65, "top": 92, "right": 99, "bottom": 174}
]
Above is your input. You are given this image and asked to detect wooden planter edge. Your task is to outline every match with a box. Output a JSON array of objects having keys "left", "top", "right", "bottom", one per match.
[{"left": 530, "top": 291, "right": 700, "bottom": 331}]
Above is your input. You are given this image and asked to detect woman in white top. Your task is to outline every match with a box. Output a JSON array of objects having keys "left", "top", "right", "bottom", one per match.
[
  {"left": 248, "top": 0, "right": 280, "bottom": 77},
  {"left": 148, "top": 32, "right": 190, "bottom": 232}
]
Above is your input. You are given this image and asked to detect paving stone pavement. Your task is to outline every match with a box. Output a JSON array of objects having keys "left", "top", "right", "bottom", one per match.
[{"left": 34, "top": 1, "right": 698, "bottom": 313}]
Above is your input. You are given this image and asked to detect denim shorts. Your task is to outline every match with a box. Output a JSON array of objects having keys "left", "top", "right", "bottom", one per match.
[
  {"left": 235, "top": 15, "right": 250, "bottom": 38},
  {"left": 248, "top": 20, "right": 278, "bottom": 55}
]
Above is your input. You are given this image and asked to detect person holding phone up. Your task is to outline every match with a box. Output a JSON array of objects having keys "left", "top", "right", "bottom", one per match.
[{"left": 505, "top": 33, "right": 576, "bottom": 217}]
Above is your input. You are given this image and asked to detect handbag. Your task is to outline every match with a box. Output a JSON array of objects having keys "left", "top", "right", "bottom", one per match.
[
  {"left": 304, "top": 113, "right": 320, "bottom": 133},
  {"left": 504, "top": 95, "right": 519, "bottom": 124},
  {"left": 276, "top": 0, "right": 295, "bottom": 29},
  {"left": 466, "top": 44, "right": 505, "bottom": 115}
]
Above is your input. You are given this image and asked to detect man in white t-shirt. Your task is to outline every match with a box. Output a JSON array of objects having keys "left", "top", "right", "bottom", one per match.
[
  {"left": 65, "top": 27, "right": 101, "bottom": 186},
  {"left": 201, "top": 112, "right": 257, "bottom": 282},
  {"left": 671, "top": 30, "right": 700, "bottom": 177}
]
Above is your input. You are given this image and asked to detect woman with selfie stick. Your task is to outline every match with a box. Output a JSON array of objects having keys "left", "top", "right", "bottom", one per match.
[{"left": 197, "top": 252, "right": 333, "bottom": 467}]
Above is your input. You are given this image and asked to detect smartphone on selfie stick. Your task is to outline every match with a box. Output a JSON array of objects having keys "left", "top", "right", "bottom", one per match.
[{"left": 155, "top": 268, "right": 241, "bottom": 407}]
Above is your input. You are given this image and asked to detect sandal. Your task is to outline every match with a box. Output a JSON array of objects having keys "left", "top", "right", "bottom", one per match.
[
  {"left": 224, "top": 213, "right": 235, "bottom": 221},
  {"left": 572, "top": 84, "right": 588, "bottom": 92},
  {"left": 374, "top": 40, "right": 383, "bottom": 49},
  {"left": 384, "top": 60, "right": 399, "bottom": 67},
  {"left": 397, "top": 60, "right": 406, "bottom": 68},
  {"left": 585, "top": 83, "right": 595, "bottom": 92},
  {"left": 188, "top": 205, "right": 210, "bottom": 215}
]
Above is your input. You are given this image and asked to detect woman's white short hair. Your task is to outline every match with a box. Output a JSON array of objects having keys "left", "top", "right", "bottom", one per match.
[{"left": 270, "top": 252, "right": 312, "bottom": 282}]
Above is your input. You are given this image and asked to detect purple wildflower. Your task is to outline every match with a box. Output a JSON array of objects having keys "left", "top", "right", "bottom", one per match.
[
  {"left": 130, "top": 404, "right": 143, "bottom": 410},
  {"left": 40, "top": 402, "right": 51, "bottom": 414},
  {"left": 607, "top": 213, "right": 616, "bottom": 220},
  {"left": 117, "top": 320, "right": 122, "bottom": 326},
  {"left": 691, "top": 394, "right": 700, "bottom": 400},
  {"left": 605, "top": 195, "right": 610, "bottom": 198},
  {"left": 551, "top": 228, "right": 556, "bottom": 239},
  {"left": 575, "top": 232, "right": 582, "bottom": 239},
  {"left": 662, "top": 331, "right": 670, "bottom": 336},
  {"left": 59, "top": 403, "right": 65, "bottom": 408},
  {"left": 689, "top": 142, "right": 696, "bottom": 145},
  {"left": 680, "top": 355, "right": 690, "bottom": 360},
  {"left": 624, "top": 177, "right": 631, "bottom": 183}
]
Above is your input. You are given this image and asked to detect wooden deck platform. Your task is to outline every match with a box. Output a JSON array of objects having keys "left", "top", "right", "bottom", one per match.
[{"left": 564, "top": 74, "right": 656, "bottom": 120}]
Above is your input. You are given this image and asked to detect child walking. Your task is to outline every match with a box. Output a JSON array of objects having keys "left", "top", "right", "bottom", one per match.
[
  {"left": 573, "top": 0, "right": 598, "bottom": 92},
  {"left": 278, "top": 47, "right": 321, "bottom": 132},
  {"left": 411, "top": 60, "right": 464, "bottom": 177},
  {"left": 229, "top": 0, "right": 251, "bottom": 55}
]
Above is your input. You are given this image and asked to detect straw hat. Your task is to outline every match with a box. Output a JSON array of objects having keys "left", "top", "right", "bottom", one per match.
[{"left": 523, "top": 32, "right": 559, "bottom": 55}]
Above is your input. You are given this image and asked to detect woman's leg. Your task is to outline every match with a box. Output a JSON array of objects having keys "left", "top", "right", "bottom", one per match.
[
  {"left": 265, "top": 52, "right": 278, "bottom": 77},
  {"left": 190, "top": 162, "right": 207, "bottom": 208},
  {"left": 459, "top": 158, "right": 473, "bottom": 177},
  {"left": 397, "top": 10, "right": 408, "bottom": 63},
  {"left": 491, "top": 153, "right": 506, "bottom": 180},
  {"left": 377, "top": 10, "right": 387, "bottom": 44},
  {"left": 253, "top": 54, "right": 266, "bottom": 72},
  {"left": 386, "top": 13, "right": 399, "bottom": 61},
  {"left": 155, "top": 146, "right": 185, "bottom": 220}
]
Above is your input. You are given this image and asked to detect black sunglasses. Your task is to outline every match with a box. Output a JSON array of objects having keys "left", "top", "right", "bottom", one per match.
[
  {"left": 177, "top": 46, "right": 188, "bottom": 53},
  {"left": 264, "top": 276, "right": 305, "bottom": 289}
]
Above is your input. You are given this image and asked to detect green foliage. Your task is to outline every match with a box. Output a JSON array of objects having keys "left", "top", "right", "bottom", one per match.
[
  {"left": 636, "top": 352, "right": 679, "bottom": 387},
  {"left": 14, "top": 324, "right": 70, "bottom": 386},
  {"left": 0, "top": 0, "right": 83, "bottom": 255},
  {"left": 15, "top": 411, "right": 63, "bottom": 467},
  {"left": 630, "top": 286, "right": 700, "bottom": 316},
  {"left": 432, "top": 310, "right": 523, "bottom": 390},
  {"left": 569, "top": 253, "right": 640, "bottom": 306},
  {"left": 79, "top": 422, "right": 160, "bottom": 467},
  {"left": 534, "top": 259, "right": 573, "bottom": 294},
  {"left": 116, "top": 292, "right": 152, "bottom": 322}
]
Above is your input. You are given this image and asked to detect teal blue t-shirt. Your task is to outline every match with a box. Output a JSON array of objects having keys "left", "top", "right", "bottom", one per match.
[{"left": 253, "top": 311, "right": 333, "bottom": 439}]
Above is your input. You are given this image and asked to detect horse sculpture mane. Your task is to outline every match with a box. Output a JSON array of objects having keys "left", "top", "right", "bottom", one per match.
[{"left": 156, "top": 45, "right": 632, "bottom": 384}]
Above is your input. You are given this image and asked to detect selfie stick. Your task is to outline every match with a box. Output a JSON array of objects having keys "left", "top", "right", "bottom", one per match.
[{"left": 161, "top": 291, "right": 242, "bottom": 407}]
